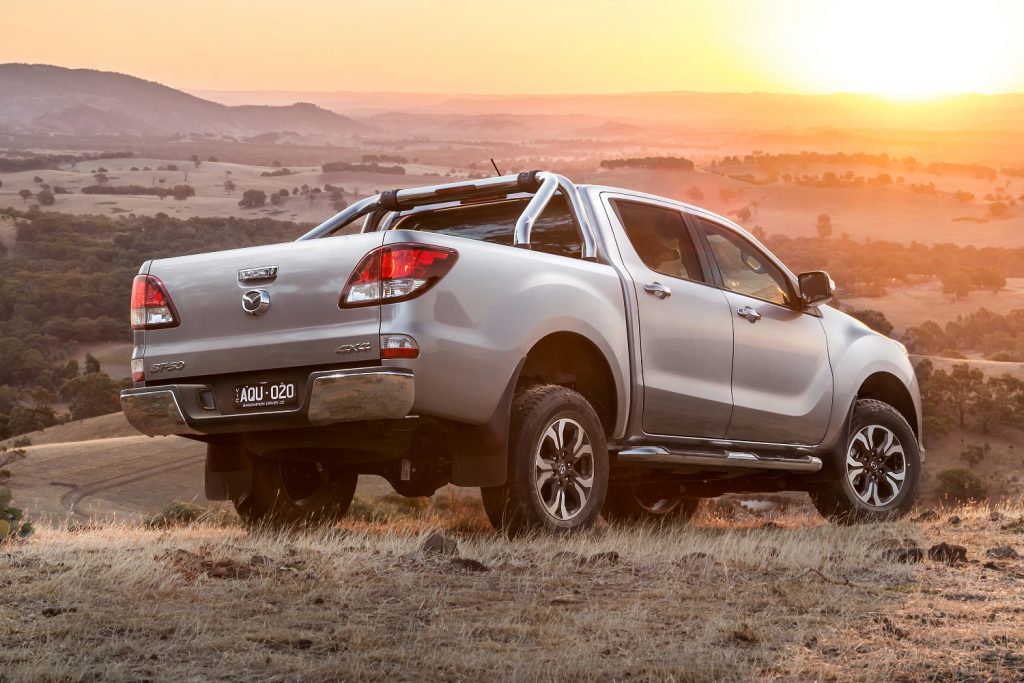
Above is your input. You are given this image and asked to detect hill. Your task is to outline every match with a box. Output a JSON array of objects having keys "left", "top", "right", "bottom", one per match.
[{"left": 0, "top": 64, "right": 370, "bottom": 137}]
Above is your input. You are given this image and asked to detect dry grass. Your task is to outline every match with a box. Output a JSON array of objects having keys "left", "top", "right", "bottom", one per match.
[{"left": 1, "top": 499, "right": 1022, "bottom": 682}]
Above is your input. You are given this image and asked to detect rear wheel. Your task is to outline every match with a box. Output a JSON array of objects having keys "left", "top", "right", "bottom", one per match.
[
  {"left": 603, "top": 483, "right": 699, "bottom": 523},
  {"left": 811, "top": 399, "right": 920, "bottom": 524},
  {"left": 481, "top": 385, "right": 608, "bottom": 534},
  {"left": 234, "top": 456, "right": 357, "bottom": 527}
]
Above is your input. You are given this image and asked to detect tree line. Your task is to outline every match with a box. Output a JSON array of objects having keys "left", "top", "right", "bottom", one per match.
[
  {"left": 767, "top": 235, "right": 1020, "bottom": 297},
  {"left": 0, "top": 151, "right": 134, "bottom": 173},
  {"left": 322, "top": 161, "right": 405, "bottom": 175},
  {"left": 599, "top": 156, "right": 695, "bottom": 171}
]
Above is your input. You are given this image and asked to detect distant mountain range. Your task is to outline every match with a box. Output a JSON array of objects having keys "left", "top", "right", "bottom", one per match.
[
  {"left": 3, "top": 63, "right": 1024, "bottom": 152},
  {"left": 197, "top": 87, "right": 1024, "bottom": 133},
  {"left": 0, "top": 64, "right": 370, "bottom": 137}
]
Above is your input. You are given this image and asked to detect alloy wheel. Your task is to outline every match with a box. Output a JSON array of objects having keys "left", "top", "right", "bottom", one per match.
[
  {"left": 846, "top": 424, "right": 907, "bottom": 507},
  {"left": 535, "top": 417, "right": 595, "bottom": 521}
]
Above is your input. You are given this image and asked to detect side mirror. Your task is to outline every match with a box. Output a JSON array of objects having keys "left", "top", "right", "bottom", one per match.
[{"left": 798, "top": 270, "right": 834, "bottom": 307}]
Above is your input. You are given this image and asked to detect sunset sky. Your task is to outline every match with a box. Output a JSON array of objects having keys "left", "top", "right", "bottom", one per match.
[{"left": 4, "top": 0, "right": 1023, "bottom": 97}]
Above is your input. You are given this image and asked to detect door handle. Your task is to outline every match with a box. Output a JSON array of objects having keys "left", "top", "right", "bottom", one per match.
[
  {"left": 644, "top": 282, "right": 672, "bottom": 299},
  {"left": 736, "top": 306, "right": 762, "bottom": 323}
]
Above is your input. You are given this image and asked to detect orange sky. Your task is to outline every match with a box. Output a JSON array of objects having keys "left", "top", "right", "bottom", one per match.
[{"left": 3, "top": 0, "right": 1023, "bottom": 96}]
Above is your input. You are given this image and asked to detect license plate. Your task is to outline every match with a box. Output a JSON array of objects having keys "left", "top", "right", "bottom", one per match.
[{"left": 233, "top": 381, "right": 298, "bottom": 409}]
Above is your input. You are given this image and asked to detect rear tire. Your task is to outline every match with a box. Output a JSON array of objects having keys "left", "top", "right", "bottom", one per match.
[
  {"left": 234, "top": 456, "right": 357, "bottom": 527},
  {"left": 811, "top": 398, "right": 920, "bottom": 524},
  {"left": 481, "top": 385, "right": 608, "bottom": 534},
  {"left": 603, "top": 483, "right": 699, "bottom": 524}
]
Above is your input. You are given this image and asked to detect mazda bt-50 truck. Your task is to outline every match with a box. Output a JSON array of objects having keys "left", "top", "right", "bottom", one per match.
[{"left": 121, "top": 171, "right": 922, "bottom": 531}]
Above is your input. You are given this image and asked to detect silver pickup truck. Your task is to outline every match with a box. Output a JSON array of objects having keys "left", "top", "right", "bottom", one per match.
[{"left": 121, "top": 171, "right": 922, "bottom": 531}]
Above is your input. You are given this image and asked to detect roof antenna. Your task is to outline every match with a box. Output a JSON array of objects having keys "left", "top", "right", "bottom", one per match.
[{"left": 490, "top": 158, "right": 502, "bottom": 176}]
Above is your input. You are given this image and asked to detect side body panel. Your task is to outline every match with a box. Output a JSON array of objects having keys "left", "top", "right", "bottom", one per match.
[
  {"left": 817, "top": 306, "right": 923, "bottom": 447},
  {"left": 379, "top": 229, "right": 631, "bottom": 435},
  {"left": 721, "top": 290, "right": 834, "bottom": 445},
  {"left": 596, "top": 192, "right": 735, "bottom": 438}
]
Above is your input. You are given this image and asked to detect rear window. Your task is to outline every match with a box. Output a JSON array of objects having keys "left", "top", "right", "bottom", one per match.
[{"left": 391, "top": 196, "right": 582, "bottom": 258}]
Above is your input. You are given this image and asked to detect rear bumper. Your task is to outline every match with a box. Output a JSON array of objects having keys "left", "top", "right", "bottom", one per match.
[{"left": 120, "top": 367, "right": 415, "bottom": 437}]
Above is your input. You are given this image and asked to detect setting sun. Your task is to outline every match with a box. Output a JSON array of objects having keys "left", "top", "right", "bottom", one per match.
[
  {"left": 1, "top": 0, "right": 1022, "bottom": 95},
  {"left": 759, "top": 0, "right": 1021, "bottom": 98}
]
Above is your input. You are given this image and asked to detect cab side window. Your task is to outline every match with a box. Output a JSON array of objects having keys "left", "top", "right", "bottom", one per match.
[
  {"left": 698, "top": 219, "right": 792, "bottom": 306},
  {"left": 612, "top": 201, "right": 706, "bottom": 283}
]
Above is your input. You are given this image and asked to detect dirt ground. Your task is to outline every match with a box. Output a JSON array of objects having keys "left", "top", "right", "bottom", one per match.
[{"left": 0, "top": 501, "right": 1021, "bottom": 682}]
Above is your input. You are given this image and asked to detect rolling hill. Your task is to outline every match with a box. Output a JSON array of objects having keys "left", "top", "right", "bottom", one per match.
[{"left": 0, "top": 64, "right": 371, "bottom": 137}]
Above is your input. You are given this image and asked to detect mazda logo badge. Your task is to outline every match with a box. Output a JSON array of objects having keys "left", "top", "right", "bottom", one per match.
[{"left": 242, "top": 289, "right": 270, "bottom": 316}]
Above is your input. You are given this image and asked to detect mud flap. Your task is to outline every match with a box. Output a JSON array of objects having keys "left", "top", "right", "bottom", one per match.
[
  {"left": 204, "top": 443, "right": 253, "bottom": 501},
  {"left": 449, "top": 358, "right": 526, "bottom": 488}
]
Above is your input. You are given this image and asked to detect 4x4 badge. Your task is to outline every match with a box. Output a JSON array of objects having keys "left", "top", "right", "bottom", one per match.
[{"left": 242, "top": 289, "right": 270, "bottom": 316}]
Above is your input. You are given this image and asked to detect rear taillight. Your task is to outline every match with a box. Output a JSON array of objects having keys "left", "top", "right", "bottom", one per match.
[
  {"left": 130, "top": 274, "right": 179, "bottom": 330},
  {"left": 340, "top": 244, "right": 458, "bottom": 308},
  {"left": 380, "top": 334, "right": 419, "bottom": 359},
  {"left": 131, "top": 358, "right": 145, "bottom": 382}
]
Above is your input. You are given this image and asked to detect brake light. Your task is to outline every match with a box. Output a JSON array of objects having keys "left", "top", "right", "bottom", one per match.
[
  {"left": 340, "top": 244, "right": 458, "bottom": 308},
  {"left": 130, "top": 274, "right": 179, "bottom": 329}
]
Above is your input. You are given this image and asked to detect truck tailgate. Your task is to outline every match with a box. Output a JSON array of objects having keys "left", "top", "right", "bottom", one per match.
[{"left": 141, "top": 231, "right": 384, "bottom": 380}]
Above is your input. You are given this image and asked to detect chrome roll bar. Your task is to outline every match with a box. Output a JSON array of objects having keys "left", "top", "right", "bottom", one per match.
[{"left": 297, "top": 170, "right": 598, "bottom": 260}]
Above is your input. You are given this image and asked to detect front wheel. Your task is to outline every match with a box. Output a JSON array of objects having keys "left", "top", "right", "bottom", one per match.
[
  {"left": 811, "top": 398, "right": 920, "bottom": 524},
  {"left": 481, "top": 385, "right": 609, "bottom": 534},
  {"left": 234, "top": 456, "right": 357, "bottom": 527}
]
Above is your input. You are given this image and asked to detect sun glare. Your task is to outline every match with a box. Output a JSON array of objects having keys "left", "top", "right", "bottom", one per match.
[{"left": 763, "top": 0, "right": 1019, "bottom": 99}]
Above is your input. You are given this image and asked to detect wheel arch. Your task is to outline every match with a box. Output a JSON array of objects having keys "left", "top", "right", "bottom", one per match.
[
  {"left": 855, "top": 371, "right": 919, "bottom": 440},
  {"left": 516, "top": 331, "right": 619, "bottom": 438}
]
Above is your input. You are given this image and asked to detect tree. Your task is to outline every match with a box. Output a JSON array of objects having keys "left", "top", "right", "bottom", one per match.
[
  {"left": 932, "top": 363, "right": 984, "bottom": 428},
  {"left": 6, "top": 404, "right": 56, "bottom": 436},
  {"left": 238, "top": 190, "right": 267, "bottom": 209},
  {"left": 223, "top": 179, "right": 236, "bottom": 193},
  {"left": 190, "top": 154, "right": 201, "bottom": 168},
  {"left": 36, "top": 190, "right": 55, "bottom": 206},
  {"left": 941, "top": 270, "right": 973, "bottom": 300},
  {"left": 84, "top": 352, "right": 101, "bottom": 374},
  {"left": 93, "top": 172, "right": 109, "bottom": 186},
  {"left": 18, "top": 189, "right": 31, "bottom": 202},
  {"left": 60, "top": 373, "right": 120, "bottom": 420},
  {"left": 936, "top": 468, "right": 987, "bottom": 503},
  {"left": 33, "top": 176, "right": 43, "bottom": 184},
  {"left": 972, "top": 268, "right": 1006, "bottom": 295},
  {"left": 171, "top": 185, "right": 195, "bottom": 201},
  {"left": 989, "top": 201, "right": 1010, "bottom": 218},
  {"left": 846, "top": 308, "right": 893, "bottom": 336},
  {"left": 975, "top": 374, "right": 1024, "bottom": 433},
  {"left": 815, "top": 214, "right": 832, "bottom": 238},
  {"left": 959, "top": 444, "right": 987, "bottom": 468}
]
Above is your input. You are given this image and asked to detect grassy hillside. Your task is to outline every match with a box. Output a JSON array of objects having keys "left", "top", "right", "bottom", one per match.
[{"left": 0, "top": 502, "right": 1021, "bottom": 681}]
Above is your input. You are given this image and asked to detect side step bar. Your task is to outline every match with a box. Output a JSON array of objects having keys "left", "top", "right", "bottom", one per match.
[{"left": 616, "top": 446, "right": 822, "bottom": 473}]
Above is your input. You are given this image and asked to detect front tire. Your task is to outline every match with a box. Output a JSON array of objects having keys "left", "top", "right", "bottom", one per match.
[
  {"left": 481, "top": 385, "right": 609, "bottom": 534},
  {"left": 603, "top": 483, "right": 700, "bottom": 523},
  {"left": 811, "top": 398, "right": 920, "bottom": 524},
  {"left": 234, "top": 456, "right": 357, "bottom": 527}
]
